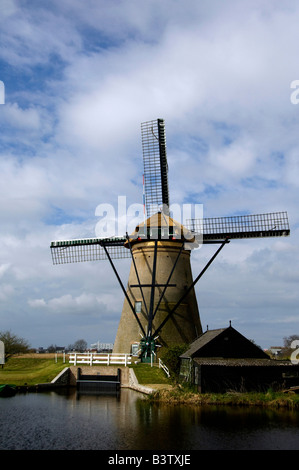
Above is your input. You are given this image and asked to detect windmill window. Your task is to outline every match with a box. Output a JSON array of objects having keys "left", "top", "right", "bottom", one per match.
[
  {"left": 135, "top": 301, "right": 142, "bottom": 314},
  {"left": 131, "top": 343, "right": 140, "bottom": 356},
  {"left": 150, "top": 228, "right": 159, "bottom": 239},
  {"left": 148, "top": 227, "right": 172, "bottom": 239}
]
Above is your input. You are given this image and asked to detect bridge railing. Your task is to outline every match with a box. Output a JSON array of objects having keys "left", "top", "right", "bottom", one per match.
[{"left": 69, "top": 353, "right": 132, "bottom": 366}]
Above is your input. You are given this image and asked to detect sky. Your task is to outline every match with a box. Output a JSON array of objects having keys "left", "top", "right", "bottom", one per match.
[{"left": 0, "top": 0, "right": 298, "bottom": 350}]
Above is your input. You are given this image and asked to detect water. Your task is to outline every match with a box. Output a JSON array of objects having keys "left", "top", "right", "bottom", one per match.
[{"left": 0, "top": 388, "right": 299, "bottom": 450}]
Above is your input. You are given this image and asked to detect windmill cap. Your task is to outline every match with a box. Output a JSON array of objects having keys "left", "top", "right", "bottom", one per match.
[{"left": 125, "top": 211, "right": 199, "bottom": 247}]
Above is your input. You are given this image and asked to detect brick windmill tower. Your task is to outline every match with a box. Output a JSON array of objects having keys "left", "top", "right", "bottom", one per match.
[{"left": 51, "top": 119, "right": 290, "bottom": 362}]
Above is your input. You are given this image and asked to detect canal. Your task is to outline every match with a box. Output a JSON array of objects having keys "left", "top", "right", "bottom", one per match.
[{"left": 0, "top": 388, "right": 299, "bottom": 451}]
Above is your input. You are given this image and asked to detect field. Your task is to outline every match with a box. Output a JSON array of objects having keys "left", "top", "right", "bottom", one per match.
[
  {"left": 0, "top": 354, "right": 170, "bottom": 387},
  {"left": 0, "top": 354, "right": 69, "bottom": 386}
]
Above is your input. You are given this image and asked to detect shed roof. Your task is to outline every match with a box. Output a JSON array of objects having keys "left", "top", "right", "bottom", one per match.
[
  {"left": 180, "top": 328, "right": 227, "bottom": 358},
  {"left": 180, "top": 324, "right": 270, "bottom": 360}
]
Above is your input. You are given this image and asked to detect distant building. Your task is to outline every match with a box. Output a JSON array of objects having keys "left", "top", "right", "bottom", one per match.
[
  {"left": 179, "top": 325, "right": 299, "bottom": 393},
  {"left": 90, "top": 341, "right": 113, "bottom": 352},
  {"left": 268, "top": 346, "right": 283, "bottom": 356}
]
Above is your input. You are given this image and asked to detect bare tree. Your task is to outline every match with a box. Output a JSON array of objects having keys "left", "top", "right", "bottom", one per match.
[
  {"left": 283, "top": 335, "right": 299, "bottom": 348},
  {"left": 0, "top": 330, "right": 30, "bottom": 360},
  {"left": 69, "top": 339, "right": 87, "bottom": 352}
]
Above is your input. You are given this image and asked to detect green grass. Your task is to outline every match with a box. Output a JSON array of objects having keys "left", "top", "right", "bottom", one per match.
[
  {"left": 130, "top": 363, "right": 171, "bottom": 384},
  {"left": 0, "top": 356, "right": 172, "bottom": 387},
  {"left": 0, "top": 356, "right": 68, "bottom": 386},
  {"left": 147, "top": 386, "right": 299, "bottom": 409}
]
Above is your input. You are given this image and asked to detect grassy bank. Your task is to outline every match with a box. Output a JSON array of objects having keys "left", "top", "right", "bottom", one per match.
[
  {"left": 0, "top": 355, "right": 170, "bottom": 387},
  {"left": 0, "top": 355, "right": 68, "bottom": 386},
  {"left": 130, "top": 363, "right": 171, "bottom": 384},
  {"left": 132, "top": 365, "right": 299, "bottom": 409},
  {"left": 1, "top": 356, "right": 299, "bottom": 410},
  {"left": 147, "top": 387, "right": 299, "bottom": 409}
]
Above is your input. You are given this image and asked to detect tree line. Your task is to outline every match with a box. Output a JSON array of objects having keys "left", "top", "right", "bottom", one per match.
[
  {"left": 1, "top": 329, "right": 299, "bottom": 361},
  {"left": 0, "top": 330, "right": 88, "bottom": 361}
]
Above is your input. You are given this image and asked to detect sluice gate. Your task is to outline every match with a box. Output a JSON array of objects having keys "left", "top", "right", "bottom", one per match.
[{"left": 76, "top": 367, "right": 121, "bottom": 393}]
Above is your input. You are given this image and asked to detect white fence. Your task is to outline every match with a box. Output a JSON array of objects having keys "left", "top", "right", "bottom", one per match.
[
  {"left": 69, "top": 352, "right": 132, "bottom": 366},
  {"left": 158, "top": 358, "right": 170, "bottom": 377},
  {"left": 68, "top": 353, "right": 170, "bottom": 376}
]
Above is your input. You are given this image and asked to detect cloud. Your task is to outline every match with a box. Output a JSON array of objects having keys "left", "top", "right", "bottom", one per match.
[
  {"left": 0, "top": 102, "right": 40, "bottom": 129},
  {"left": 0, "top": 263, "right": 11, "bottom": 278},
  {"left": 0, "top": 284, "right": 14, "bottom": 301},
  {"left": 0, "top": 0, "right": 298, "bottom": 349},
  {"left": 29, "top": 292, "right": 110, "bottom": 315}
]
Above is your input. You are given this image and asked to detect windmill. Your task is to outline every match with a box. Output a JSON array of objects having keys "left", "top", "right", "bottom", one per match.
[{"left": 51, "top": 118, "right": 290, "bottom": 362}]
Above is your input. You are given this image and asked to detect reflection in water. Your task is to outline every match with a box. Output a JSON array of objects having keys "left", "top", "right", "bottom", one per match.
[{"left": 0, "top": 388, "right": 299, "bottom": 450}]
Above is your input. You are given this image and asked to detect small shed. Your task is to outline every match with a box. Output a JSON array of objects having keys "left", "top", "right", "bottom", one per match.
[{"left": 179, "top": 325, "right": 299, "bottom": 393}]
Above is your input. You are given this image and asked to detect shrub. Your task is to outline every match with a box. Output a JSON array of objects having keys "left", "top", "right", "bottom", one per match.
[{"left": 160, "top": 344, "right": 189, "bottom": 379}]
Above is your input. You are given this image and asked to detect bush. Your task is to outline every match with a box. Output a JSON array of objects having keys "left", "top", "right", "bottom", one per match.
[{"left": 160, "top": 344, "right": 189, "bottom": 379}]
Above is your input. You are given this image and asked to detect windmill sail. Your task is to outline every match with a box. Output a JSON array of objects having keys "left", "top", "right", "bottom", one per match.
[
  {"left": 50, "top": 236, "right": 130, "bottom": 264},
  {"left": 50, "top": 118, "right": 291, "bottom": 359},
  {"left": 186, "top": 211, "right": 290, "bottom": 241},
  {"left": 51, "top": 212, "right": 290, "bottom": 264},
  {"left": 141, "top": 118, "right": 169, "bottom": 217}
]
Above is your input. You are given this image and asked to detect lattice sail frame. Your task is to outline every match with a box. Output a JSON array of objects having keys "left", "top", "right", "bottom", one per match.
[
  {"left": 141, "top": 118, "right": 169, "bottom": 217},
  {"left": 50, "top": 212, "right": 290, "bottom": 265},
  {"left": 50, "top": 237, "right": 130, "bottom": 264},
  {"left": 186, "top": 211, "right": 290, "bottom": 241}
]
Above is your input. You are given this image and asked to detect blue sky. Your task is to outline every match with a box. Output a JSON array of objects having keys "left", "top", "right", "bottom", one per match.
[{"left": 0, "top": 0, "right": 298, "bottom": 349}]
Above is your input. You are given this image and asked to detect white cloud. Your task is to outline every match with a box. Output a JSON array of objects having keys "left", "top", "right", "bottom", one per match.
[
  {"left": 0, "top": 0, "right": 298, "bottom": 349},
  {"left": 209, "top": 140, "right": 257, "bottom": 178},
  {"left": 284, "top": 148, "right": 299, "bottom": 188},
  {"left": 40, "top": 292, "right": 106, "bottom": 313},
  {"left": 0, "top": 284, "right": 14, "bottom": 301},
  {"left": 28, "top": 298, "right": 47, "bottom": 308},
  {"left": 0, "top": 103, "right": 40, "bottom": 129},
  {"left": 0, "top": 263, "right": 10, "bottom": 278}
]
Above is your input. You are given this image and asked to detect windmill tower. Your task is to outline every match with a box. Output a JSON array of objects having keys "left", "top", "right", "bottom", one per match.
[
  {"left": 51, "top": 118, "right": 290, "bottom": 362},
  {"left": 112, "top": 212, "right": 203, "bottom": 356}
]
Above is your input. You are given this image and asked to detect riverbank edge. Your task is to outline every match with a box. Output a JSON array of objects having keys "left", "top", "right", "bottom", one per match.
[
  {"left": 145, "top": 387, "right": 299, "bottom": 409},
  {"left": 10, "top": 366, "right": 299, "bottom": 409},
  {"left": 11, "top": 366, "right": 158, "bottom": 394}
]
